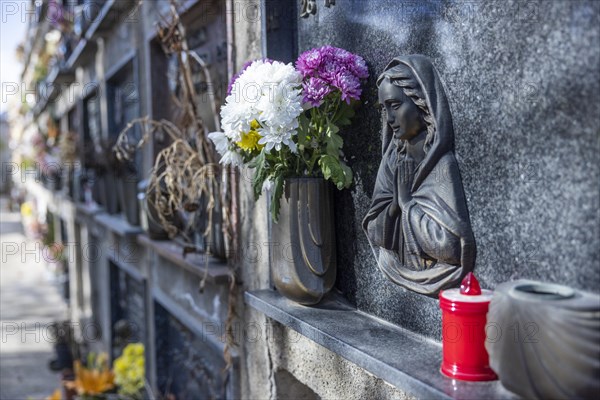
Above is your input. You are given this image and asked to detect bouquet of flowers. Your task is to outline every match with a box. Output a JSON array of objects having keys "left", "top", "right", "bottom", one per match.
[
  {"left": 113, "top": 343, "right": 145, "bottom": 399},
  {"left": 58, "top": 345, "right": 145, "bottom": 400},
  {"left": 64, "top": 352, "right": 115, "bottom": 398},
  {"left": 210, "top": 46, "right": 368, "bottom": 220}
]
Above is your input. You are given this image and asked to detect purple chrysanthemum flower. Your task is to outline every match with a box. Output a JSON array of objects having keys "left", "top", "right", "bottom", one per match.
[
  {"left": 349, "top": 56, "right": 369, "bottom": 80},
  {"left": 331, "top": 48, "right": 368, "bottom": 80},
  {"left": 296, "top": 49, "right": 324, "bottom": 78},
  {"left": 318, "top": 61, "right": 340, "bottom": 85},
  {"left": 297, "top": 46, "right": 368, "bottom": 98},
  {"left": 302, "top": 77, "right": 333, "bottom": 107},
  {"left": 332, "top": 71, "right": 362, "bottom": 104},
  {"left": 297, "top": 46, "right": 368, "bottom": 106}
]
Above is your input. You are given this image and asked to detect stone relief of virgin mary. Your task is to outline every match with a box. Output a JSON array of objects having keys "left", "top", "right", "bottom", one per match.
[{"left": 362, "top": 55, "right": 476, "bottom": 296}]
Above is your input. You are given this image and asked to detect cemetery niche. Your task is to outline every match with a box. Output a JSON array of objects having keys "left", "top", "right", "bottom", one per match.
[{"left": 6, "top": 1, "right": 598, "bottom": 399}]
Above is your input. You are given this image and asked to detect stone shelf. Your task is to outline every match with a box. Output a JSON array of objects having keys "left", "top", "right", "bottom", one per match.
[
  {"left": 94, "top": 213, "right": 143, "bottom": 239},
  {"left": 66, "top": 38, "right": 97, "bottom": 70},
  {"left": 86, "top": 0, "right": 135, "bottom": 40},
  {"left": 245, "top": 289, "right": 517, "bottom": 400},
  {"left": 67, "top": 0, "right": 133, "bottom": 69},
  {"left": 24, "top": 181, "right": 77, "bottom": 221},
  {"left": 137, "top": 234, "right": 230, "bottom": 284},
  {"left": 75, "top": 202, "right": 103, "bottom": 218}
]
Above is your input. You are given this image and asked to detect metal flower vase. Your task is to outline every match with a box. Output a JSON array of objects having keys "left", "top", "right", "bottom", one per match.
[{"left": 271, "top": 178, "right": 336, "bottom": 305}]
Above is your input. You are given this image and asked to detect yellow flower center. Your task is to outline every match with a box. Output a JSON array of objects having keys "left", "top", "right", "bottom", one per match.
[{"left": 237, "top": 128, "right": 264, "bottom": 152}]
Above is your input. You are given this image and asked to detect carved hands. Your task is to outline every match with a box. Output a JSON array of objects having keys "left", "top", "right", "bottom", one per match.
[
  {"left": 397, "top": 156, "right": 415, "bottom": 207},
  {"left": 389, "top": 156, "right": 415, "bottom": 217}
]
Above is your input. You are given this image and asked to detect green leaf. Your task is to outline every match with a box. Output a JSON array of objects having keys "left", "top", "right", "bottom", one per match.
[
  {"left": 326, "top": 122, "right": 339, "bottom": 135},
  {"left": 297, "top": 112, "right": 310, "bottom": 147},
  {"left": 319, "top": 155, "right": 354, "bottom": 190},
  {"left": 326, "top": 128, "right": 344, "bottom": 158},
  {"left": 250, "top": 151, "right": 267, "bottom": 200},
  {"left": 270, "top": 174, "right": 285, "bottom": 222},
  {"left": 340, "top": 161, "right": 354, "bottom": 188},
  {"left": 319, "top": 155, "right": 345, "bottom": 190},
  {"left": 335, "top": 103, "right": 355, "bottom": 127}
]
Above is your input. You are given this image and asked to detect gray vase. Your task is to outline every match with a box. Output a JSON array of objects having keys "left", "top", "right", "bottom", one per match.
[
  {"left": 121, "top": 175, "right": 140, "bottom": 226},
  {"left": 486, "top": 280, "right": 600, "bottom": 399},
  {"left": 271, "top": 178, "right": 336, "bottom": 305},
  {"left": 138, "top": 180, "right": 169, "bottom": 240},
  {"left": 101, "top": 173, "right": 120, "bottom": 215}
]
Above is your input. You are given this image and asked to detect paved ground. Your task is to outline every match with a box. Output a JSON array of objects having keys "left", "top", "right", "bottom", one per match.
[{"left": 0, "top": 197, "right": 68, "bottom": 400}]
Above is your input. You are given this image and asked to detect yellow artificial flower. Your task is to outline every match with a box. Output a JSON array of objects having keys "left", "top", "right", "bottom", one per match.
[
  {"left": 21, "top": 202, "right": 33, "bottom": 217},
  {"left": 237, "top": 129, "right": 264, "bottom": 152},
  {"left": 124, "top": 342, "right": 144, "bottom": 358},
  {"left": 114, "top": 357, "right": 128, "bottom": 376},
  {"left": 65, "top": 360, "right": 115, "bottom": 395},
  {"left": 134, "top": 357, "right": 144, "bottom": 368},
  {"left": 114, "top": 343, "right": 145, "bottom": 398},
  {"left": 46, "top": 388, "right": 62, "bottom": 400}
]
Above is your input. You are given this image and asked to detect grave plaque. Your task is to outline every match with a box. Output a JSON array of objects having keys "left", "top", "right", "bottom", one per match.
[
  {"left": 109, "top": 262, "right": 147, "bottom": 358},
  {"left": 154, "top": 302, "right": 227, "bottom": 399}
]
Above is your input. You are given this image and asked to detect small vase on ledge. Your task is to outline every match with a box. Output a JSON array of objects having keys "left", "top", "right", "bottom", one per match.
[{"left": 270, "top": 178, "right": 336, "bottom": 305}]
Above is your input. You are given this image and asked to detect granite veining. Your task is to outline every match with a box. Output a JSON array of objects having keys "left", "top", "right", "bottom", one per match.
[{"left": 298, "top": 0, "right": 600, "bottom": 340}]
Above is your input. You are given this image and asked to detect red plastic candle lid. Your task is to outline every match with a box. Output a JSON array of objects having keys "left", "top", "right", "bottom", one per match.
[
  {"left": 460, "top": 272, "right": 481, "bottom": 295},
  {"left": 439, "top": 273, "right": 493, "bottom": 312}
]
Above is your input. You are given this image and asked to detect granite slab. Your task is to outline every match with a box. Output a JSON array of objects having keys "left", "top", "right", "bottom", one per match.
[
  {"left": 137, "top": 234, "right": 230, "bottom": 284},
  {"left": 245, "top": 289, "right": 518, "bottom": 400},
  {"left": 295, "top": 0, "right": 600, "bottom": 341},
  {"left": 94, "top": 212, "right": 143, "bottom": 238}
]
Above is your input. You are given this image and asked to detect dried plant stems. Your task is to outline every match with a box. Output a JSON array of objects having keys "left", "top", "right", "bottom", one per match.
[{"left": 112, "top": 0, "right": 239, "bottom": 383}]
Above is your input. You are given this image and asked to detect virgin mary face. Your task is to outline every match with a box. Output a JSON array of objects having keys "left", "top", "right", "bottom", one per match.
[{"left": 378, "top": 78, "right": 425, "bottom": 142}]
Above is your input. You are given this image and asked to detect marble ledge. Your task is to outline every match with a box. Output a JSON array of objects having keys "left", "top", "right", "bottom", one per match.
[
  {"left": 24, "top": 181, "right": 79, "bottom": 220},
  {"left": 85, "top": 0, "right": 132, "bottom": 41},
  {"left": 94, "top": 213, "right": 143, "bottom": 239},
  {"left": 245, "top": 289, "right": 518, "bottom": 400},
  {"left": 137, "top": 234, "right": 230, "bottom": 285},
  {"left": 75, "top": 202, "right": 103, "bottom": 218}
]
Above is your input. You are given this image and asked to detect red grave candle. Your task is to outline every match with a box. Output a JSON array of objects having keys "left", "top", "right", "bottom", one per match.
[{"left": 439, "top": 272, "right": 497, "bottom": 381}]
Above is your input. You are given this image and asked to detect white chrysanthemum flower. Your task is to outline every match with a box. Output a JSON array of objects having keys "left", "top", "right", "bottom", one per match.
[
  {"left": 220, "top": 150, "right": 243, "bottom": 167},
  {"left": 258, "top": 123, "right": 298, "bottom": 153},
  {"left": 208, "top": 131, "right": 243, "bottom": 166},
  {"left": 208, "top": 131, "right": 229, "bottom": 156},
  {"left": 220, "top": 60, "right": 303, "bottom": 154},
  {"left": 220, "top": 98, "right": 252, "bottom": 141},
  {"left": 257, "top": 83, "right": 303, "bottom": 128}
]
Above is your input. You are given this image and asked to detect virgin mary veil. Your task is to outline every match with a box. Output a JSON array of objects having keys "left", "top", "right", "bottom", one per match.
[{"left": 363, "top": 55, "right": 476, "bottom": 296}]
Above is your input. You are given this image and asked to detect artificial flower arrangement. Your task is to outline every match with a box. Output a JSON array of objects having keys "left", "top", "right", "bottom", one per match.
[
  {"left": 64, "top": 352, "right": 115, "bottom": 399},
  {"left": 51, "top": 344, "right": 145, "bottom": 400},
  {"left": 113, "top": 343, "right": 145, "bottom": 399},
  {"left": 209, "top": 46, "right": 368, "bottom": 220}
]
